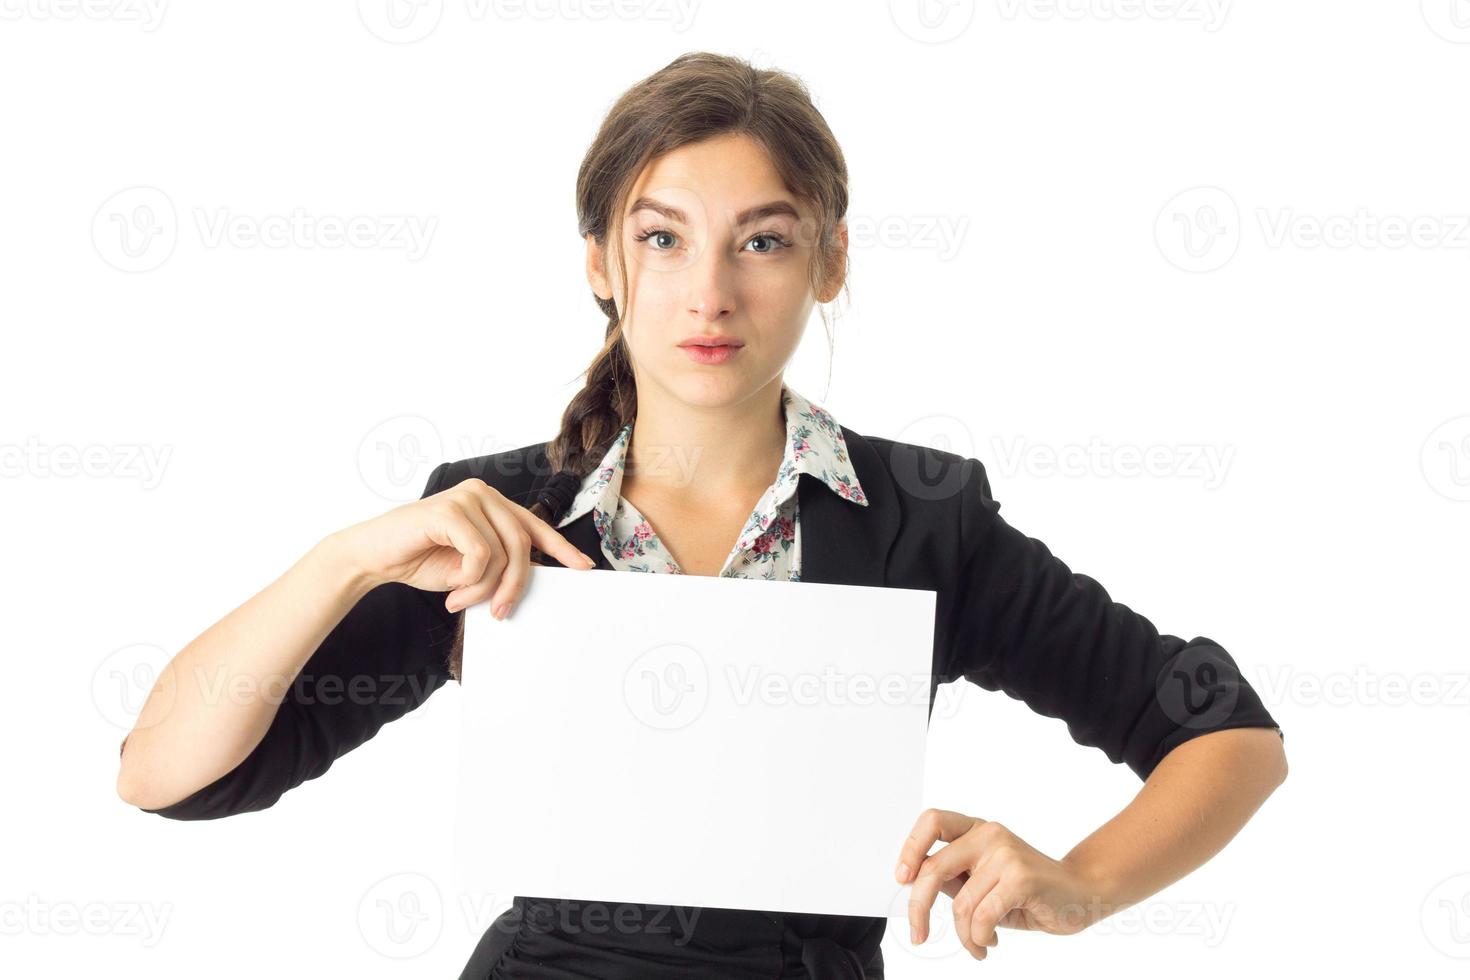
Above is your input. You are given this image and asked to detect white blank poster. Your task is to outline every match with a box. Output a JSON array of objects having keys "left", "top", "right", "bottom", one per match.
[{"left": 452, "top": 564, "right": 936, "bottom": 918}]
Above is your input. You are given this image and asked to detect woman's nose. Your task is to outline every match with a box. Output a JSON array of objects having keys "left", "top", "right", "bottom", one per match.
[{"left": 686, "top": 250, "right": 736, "bottom": 322}]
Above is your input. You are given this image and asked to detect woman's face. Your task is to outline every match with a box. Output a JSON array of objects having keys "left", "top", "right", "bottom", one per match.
[{"left": 586, "top": 132, "right": 846, "bottom": 410}]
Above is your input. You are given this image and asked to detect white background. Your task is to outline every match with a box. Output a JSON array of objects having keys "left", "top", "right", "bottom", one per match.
[{"left": 4, "top": 1, "right": 1468, "bottom": 976}]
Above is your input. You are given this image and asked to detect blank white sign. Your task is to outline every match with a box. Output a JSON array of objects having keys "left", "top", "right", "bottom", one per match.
[{"left": 452, "top": 564, "right": 936, "bottom": 917}]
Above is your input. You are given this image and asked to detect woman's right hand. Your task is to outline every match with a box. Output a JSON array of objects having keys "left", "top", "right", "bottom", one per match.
[{"left": 334, "top": 477, "right": 597, "bottom": 619}]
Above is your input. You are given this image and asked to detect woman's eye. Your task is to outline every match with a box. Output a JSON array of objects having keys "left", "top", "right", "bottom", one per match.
[
  {"left": 743, "top": 233, "right": 792, "bottom": 254},
  {"left": 635, "top": 228, "right": 679, "bottom": 250}
]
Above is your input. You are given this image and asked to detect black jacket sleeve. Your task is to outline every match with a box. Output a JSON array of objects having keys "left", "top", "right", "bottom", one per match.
[
  {"left": 131, "top": 462, "right": 462, "bottom": 820},
  {"left": 938, "top": 457, "right": 1283, "bottom": 781}
]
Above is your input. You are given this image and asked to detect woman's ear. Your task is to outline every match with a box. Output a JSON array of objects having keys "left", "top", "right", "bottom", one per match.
[
  {"left": 585, "top": 233, "right": 613, "bottom": 301},
  {"left": 816, "top": 219, "right": 849, "bottom": 303}
]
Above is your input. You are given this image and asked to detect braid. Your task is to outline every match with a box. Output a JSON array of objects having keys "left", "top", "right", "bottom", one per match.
[{"left": 444, "top": 313, "right": 634, "bottom": 683}]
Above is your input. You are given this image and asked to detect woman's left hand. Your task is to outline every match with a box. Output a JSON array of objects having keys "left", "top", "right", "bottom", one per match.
[{"left": 894, "top": 808, "right": 1107, "bottom": 960}]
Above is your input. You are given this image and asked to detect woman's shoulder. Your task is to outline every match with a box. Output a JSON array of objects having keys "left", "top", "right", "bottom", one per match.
[
  {"left": 845, "top": 427, "right": 998, "bottom": 520},
  {"left": 429, "top": 439, "right": 552, "bottom": 506}
]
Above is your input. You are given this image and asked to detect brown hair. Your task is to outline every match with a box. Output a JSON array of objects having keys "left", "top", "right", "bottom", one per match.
[{"left": 445, "top": 51, "right": 851, "bottom": 682}]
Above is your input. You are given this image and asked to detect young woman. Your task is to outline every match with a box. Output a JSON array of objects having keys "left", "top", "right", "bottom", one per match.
[{"left": 118, "top": 52, "right": 1287, "bottom": 979}]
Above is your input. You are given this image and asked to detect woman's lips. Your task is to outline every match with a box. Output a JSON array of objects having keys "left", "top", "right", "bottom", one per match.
[{"left": 681, "top": 344, "right": 742, "bottom": 365}]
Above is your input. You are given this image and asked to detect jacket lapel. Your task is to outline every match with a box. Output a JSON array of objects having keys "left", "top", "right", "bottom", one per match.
[
  {"left": 526, "top": 426, "right": 900, "bottom": 583},
  {"left": 796, "top": 426, "right": 900, "bottom": 589}
]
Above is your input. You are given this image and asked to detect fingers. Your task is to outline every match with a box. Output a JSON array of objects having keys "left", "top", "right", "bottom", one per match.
[
  {"left": 895, "top": 808, "right": 982, "bottom": 885},
  {"left": 905, "top": 833, "right": 977, "bottom": 945},
  {"left": 420, "top": 500, "right": 496, "bottom": 609},
  {"left": 443, "top": 485, "right": 598, "bottom": 619},
  {"left": 440, "top": 496, "right": 507, "bottom": 612},
  {"left": 965, "top": 878, "right": 1018, "bottom": 956},
  {"left": 478, "top": 499, "right": 534, "bottom": 619},
  {"left": 951, "top": 872, "right": 1005, "bottom": 960},
  {"left": 506, "top": 499, "right": 598, "bottom": 571}
]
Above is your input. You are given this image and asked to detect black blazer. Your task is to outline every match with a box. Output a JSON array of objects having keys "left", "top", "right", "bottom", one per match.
[{"left": 137, "top": 427, "right": 1282, "bottom": 979}]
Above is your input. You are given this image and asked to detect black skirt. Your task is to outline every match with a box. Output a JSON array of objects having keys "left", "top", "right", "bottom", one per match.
[{"left": 457, "top": 896, "right": 885, "bottom": 979}]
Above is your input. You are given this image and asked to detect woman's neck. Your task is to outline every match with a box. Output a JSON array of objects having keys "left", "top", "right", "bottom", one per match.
[{"left": 623, "top": 376, "right": 787, "bottom": 505}]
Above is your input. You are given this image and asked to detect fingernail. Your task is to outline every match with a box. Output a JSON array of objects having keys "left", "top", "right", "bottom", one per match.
[
  {"left": 492, "top": 602, "right": 506, "bottom": 620},
  {"left": 911, "top": 927, "right": 920, "bottom": 944},
  {"left": 580, "top": 554, "right": 596, "bottom": 567},
  {"left": 896, "top": 862, "right": 910, "bottom": 883}
]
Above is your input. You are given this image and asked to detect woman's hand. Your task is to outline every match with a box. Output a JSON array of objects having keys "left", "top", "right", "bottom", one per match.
[
  {"left": 894, "top": 808, "right": 1108, "bottom": 960},
  {"left": 333, "top": 477, "right": 597, "bottom": 618}
]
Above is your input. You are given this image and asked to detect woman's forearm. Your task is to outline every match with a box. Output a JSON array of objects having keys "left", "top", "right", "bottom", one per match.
[
  {"left": 115, "top": 530, "right": 378, "bottom": 810},
  {"left": 1061, "top": 726, "right": 1288, "bottom": 918}
]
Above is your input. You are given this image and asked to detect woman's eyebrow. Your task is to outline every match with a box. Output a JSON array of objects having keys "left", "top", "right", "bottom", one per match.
[{"left": 627, "top": 197, "right": 801, "bottom": 226}]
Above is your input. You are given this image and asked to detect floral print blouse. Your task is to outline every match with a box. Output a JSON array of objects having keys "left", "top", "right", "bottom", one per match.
[{"left": 555, "top": 383, "right": 868, "bottom": 581}]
